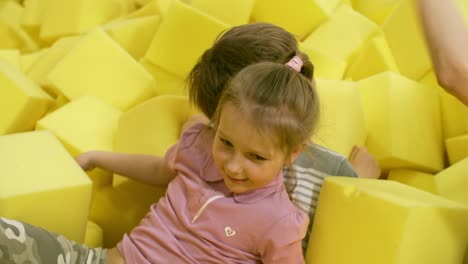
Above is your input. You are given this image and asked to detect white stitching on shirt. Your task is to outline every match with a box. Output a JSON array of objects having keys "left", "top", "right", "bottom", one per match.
[{"left": 192, "top": 195, "right": 224, "bottom": 223}]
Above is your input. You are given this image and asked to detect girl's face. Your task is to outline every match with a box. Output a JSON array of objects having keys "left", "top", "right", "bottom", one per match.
[{"left": 212, "top": 103, "right": 288, "bottom": 194}]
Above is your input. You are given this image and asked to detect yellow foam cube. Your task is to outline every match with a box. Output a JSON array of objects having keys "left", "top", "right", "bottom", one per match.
[
  {"left": 0, "top": 1, "right": 23, "bottom": 30},
  {"left": 140, "top": 58, "right": 186, "bottom": 95},
  {"left": 382, "top": 0, "right": 431, "bottom": 80},
  {"left": 420, "top": 71, "right": 468, "bottom": 139},
  {"left": 192, "top": 0, "right": 255, "bottom": 26},
  {"left": 36, "top": 96, "right": 121, "bottom": 189},
  {"left": 104, "top": 15, "right": 161, "bottom": 60},
  {"left": 0, "top": 0, "right": 38, "bottom": 51},
  {"left": 39, "top": 0, "right": 128, "bottom": 42},
  {"left": 47, "top": 28, "right": 155, "bottom": 111},
  {"left": 134, "top": 0, "right": 152, "bottom": 7},
  {"left": 312, "top": 80, "right": 366, "bottom": 157},
  {"left": 88, "top": 186, "right": 161, "bottom": 247},
  {"left": 114, "top": 95, "right": 190, "bottom": 159},
  {"left": 21, "top": 0, "right": 50, "bottom": 29},
  {"left": 303, "top": 5, "right": 379, "bottom": 62},
  {"left": 0, "top": 49, "right": 20, "bottom": 70},
  {"left": 37, "top": 96, "right": 121, "bottom": 156},
  {"left": 26, "top": 36, "right": 80, "bottom": 95},
  {"left": 115, "top": 0, "right": 136, "bottom": 14},
  {"left": 300, "top": 43, "right": 347, "bottom": 80},
  {"left": 357, "top": 71, "right": 443, "bottom": 172},
  {"left": 104, "top": 180, "right": 166, "bottom": 246},
  {"left": 0, "top": 2, "right": 23, "bottom": 31},
  {"left": 341, "top": 0, "right": 353, "bottom": 6},
  {"left": 306, "top": 177, "right": 468, "bottom": 264},
  {"left": 113, "top": 95, "right": 191, "bottom": 186},
  {"left": 0, "top": 130, "right": 92, "bottom": 243},
  {"left": 20, "top": 48, "right": 47, "bottom": 73},
  {"left": 251, "top": 0, "right": 329, "bottom": 40},
  {"left": 154, "top": 0, "right": 173, "bottom": 17},
  {"left": 126, "top": 0, "right": 159, "bottom": 19},
  {"left": 144, "top": 0, "right": 228, "bottom": 78},
  {"left": 345, "top": 34, "right": 399, "bottom": 81},
  {"left": 387, "top": 169, "right": 436, "bottom": 194},
  {"left": 46, "top": 93, "right": 70, "bottom": 114},
  {"left": 84, "top": 221, "right": 104, "bottom": 248},
  {"left": 0, "top": 61, "right": 53, "bottom": 135},
  {"left": 316, "top": 0, "right": 344, "bottom": 12},
  {"left": 20, "top": 0, "right": 52, "bottom": 49},
  {"left": 436, "top": 157, "right": 468, "bottom": 205},
  {"left": 446, "top": 134, "right": 468, "bottom": 165},
  {"left": 353, "top": 0, "right": 400, "bottom": 25},
  {"left": 455, "top": 0, "right": 468, "bottom": 17}
]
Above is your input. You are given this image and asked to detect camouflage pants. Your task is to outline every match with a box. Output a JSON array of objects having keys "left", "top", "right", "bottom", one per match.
[{"left": 0, "top": 217, "right": 107, "bottom": 264}]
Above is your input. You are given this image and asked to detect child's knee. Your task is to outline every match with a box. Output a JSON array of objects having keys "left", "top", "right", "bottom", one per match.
[
  {"left": 0, "top": 217, "right": 42, "bottom": 263},
  {"left": 0, "top": 217, "right": 107, "bottom": 264}
]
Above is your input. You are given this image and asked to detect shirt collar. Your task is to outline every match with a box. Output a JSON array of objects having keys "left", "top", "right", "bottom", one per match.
[
  {"left": 232, "top": 172, "right": 284, "bottom": 204},
  {"left": 201, "top": 157, "right": 285, "bottom": 204}
]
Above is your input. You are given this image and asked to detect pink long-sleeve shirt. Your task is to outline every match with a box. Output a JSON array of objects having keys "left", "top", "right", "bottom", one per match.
[{"left": 117, "top": 124, "right": 308, "bottom": 263}]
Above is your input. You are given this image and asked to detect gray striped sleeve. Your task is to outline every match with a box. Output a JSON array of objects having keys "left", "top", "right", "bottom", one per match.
[{"left": 283, "top": 143, "right": 358, "bottom": 252}]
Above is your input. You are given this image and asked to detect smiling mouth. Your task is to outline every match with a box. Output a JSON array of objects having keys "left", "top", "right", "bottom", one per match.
[{"left": 227, "top": 176, "right": 247, "bottom": 183}]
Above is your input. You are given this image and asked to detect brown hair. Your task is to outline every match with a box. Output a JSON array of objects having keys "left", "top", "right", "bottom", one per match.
[
  {"left": 212, "top": 56, "right": 319, "bottom": 194},
  {"left": 188, "top": 22, "right": 301, "bottom": 119}
]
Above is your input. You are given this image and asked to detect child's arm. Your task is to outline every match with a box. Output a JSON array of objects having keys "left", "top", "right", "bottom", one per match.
[
  {"left": 418, "top": 0, "right": 468, "bottom": 106},
  {"left": 76, "top": 151, "right": 176, "bottom": 186}
]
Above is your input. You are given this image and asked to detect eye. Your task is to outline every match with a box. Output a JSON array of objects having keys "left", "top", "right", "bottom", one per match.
[
  {"left": 249, "top": 153, "right": 266, "bottom": 161},
  {"left": 219, "top": 137, "right": 232, "bottom": 147}
]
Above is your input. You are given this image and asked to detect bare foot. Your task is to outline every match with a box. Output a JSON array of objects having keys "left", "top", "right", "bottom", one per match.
[{"left": 349, "top": 146, "right": 381, "bottom": 179}]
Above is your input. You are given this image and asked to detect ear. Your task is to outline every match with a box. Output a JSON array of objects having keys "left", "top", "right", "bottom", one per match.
[{"left": 289, "top": 142, "right": 307, "bottom": 163}]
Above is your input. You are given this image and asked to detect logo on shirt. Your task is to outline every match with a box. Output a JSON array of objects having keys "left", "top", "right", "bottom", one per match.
[{"left": 224, "top": 226, "right": 236, "bottom": 237}]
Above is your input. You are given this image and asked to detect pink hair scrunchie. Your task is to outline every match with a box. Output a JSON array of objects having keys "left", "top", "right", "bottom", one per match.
[{"left": 285, "top": 56, "right": 303, "bottom": 72}]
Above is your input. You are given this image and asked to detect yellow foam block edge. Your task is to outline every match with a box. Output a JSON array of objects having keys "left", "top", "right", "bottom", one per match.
[
  {"left": 446, "top": 134, "right": 468, "bottom": 165},
  {"left": 435, "top": 157, "right": 468, "bottom": 205},
  {"left": 47, "top": 28, "right": 155, "bottom": 111},
  {"left": 387, "top": 169, "right": 436, "bottom": 194},
  {"left": 313, "top": 79, "right": 366, "bottom": 157},
  {"left": 0, "top": 61, "right": 53, "bottom": 134},
  {"left": 0, "top": 130, "right": 92, "bottom": 243},
  {"left": 307, "top": 177, "right": 468, "bottom": 264}
]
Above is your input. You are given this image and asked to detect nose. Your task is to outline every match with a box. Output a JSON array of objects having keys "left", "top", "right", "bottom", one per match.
[{"left": 225, "top": 153, "right": 242, "bottom": 176}]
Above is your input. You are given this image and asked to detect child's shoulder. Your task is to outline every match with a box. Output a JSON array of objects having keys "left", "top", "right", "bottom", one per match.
[
  {"left": 178, "top": 123, "right": 214, "bottom": 150},
  {"left": 181, "top": 122, "right": 209, "bottom": 136},
  {"left": 294, "top": 143, "right": 358, "bottom": 177},
  {"left": 255, "top": 194, "right": 309, "bottom": 240},
  {"left": 169, "top": 123, "right": 215, "bottom": 174},
  {"left": 257, "top": 189, "right": 309, "bottom": 225}
]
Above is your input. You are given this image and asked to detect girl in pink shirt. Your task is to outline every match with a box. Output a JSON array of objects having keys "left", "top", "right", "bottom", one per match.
[
  {"left": 0, "top": 55, "right": 318, "bottom": 264},
  {"left": 80, "top": 55, "right": 319, "bottom": 263}
]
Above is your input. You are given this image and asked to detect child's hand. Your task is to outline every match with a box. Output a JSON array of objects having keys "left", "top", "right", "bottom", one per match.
[
  {"left": 349, "top": 146, "right": 381, "bottom": 179},
  {"left": 75, "top": 151, "right": 97, "bottom": 171}
]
